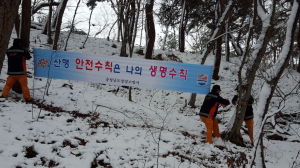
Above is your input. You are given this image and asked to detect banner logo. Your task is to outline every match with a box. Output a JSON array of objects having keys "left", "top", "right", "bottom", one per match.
[
  {"left": 38, "top": 59, "right": 50, "bottom": 68},
  {"left": 197, "top": 74, "right": 208, "bottom": 86}
]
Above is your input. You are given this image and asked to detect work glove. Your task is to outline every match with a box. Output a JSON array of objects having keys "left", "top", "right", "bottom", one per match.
[
  {"left": 232, "top": 95, "right": 238, "bottom": 105},
  {"left": 240, "top": 102, "right": 247, "bottom": 107},
  {"left": 220, "top": 99, "right": 229, "bottom": 107}
]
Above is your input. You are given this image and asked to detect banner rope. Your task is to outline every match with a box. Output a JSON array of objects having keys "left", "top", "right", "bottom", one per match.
[
  {"left": 36, "top": 50, "right": 56, "bottom": 121},
  {"left": 32, "top": 68, "right": 35, "bottom": 119}
]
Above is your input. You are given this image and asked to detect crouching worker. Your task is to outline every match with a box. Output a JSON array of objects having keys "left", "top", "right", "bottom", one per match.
[
  {"left": 232, "top": 94, "right": 254, "bottom": 145},
  {"left": 199, "top": 85, "right": 230, "bottom": 144},
  {"left": 0, "top": 39, "right": 32, "bottom": 102}
]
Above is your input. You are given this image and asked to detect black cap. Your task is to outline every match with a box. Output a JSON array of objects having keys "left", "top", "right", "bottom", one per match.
[
  {"left": 212, "top": 85, "right": 221, "bottom": 91},
  {"left": 13, "top": 38, "right": 21, "bottom": 44},
  {"left": 13, "top": 38, "right": 22, "bottom": 47}
]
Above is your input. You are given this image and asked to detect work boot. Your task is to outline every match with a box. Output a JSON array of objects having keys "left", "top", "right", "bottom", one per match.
[
  {"left": 0, "top": 95, "right": 6, "bottom": 102},
  {"left": 25, "top": 99, "right": 33, "bottom": 103}
]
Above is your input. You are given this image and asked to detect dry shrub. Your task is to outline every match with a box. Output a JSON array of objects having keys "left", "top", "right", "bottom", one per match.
[{"left": 23, "top": 145, "right": 38, "bottom": 158}]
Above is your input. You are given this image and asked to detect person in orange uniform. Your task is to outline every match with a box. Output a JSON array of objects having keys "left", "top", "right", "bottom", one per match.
[
  {"left": 232, "top": 94, "right": 254, "bottom": 145},
  {"left": 199, "top": 85, "right": 230, "bottom": 144},
  {"left": 0, "top": 39, "right": 32, "bottom": 102}
]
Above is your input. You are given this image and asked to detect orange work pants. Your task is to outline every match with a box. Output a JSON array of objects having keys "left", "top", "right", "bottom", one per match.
[
  {"left": 239, "top": 119, "right": 254, "bottom": 143},
  {"left": 200, "top": 116, "right": 221, "bottom": 144},
  {"left": 2, "top": 75, "right": 31, "bottom": 100}
]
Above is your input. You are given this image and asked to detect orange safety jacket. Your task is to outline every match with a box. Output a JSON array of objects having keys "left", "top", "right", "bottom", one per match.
[
  {"left": 6, "top": 46, "right": 32, "bottom": 75},
  {"left": 199, "top": 92, "right": 230, "bottom": 119}
]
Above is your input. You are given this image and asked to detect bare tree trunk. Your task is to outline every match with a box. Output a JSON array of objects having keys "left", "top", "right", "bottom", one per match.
[
  {"left": 225, "top": 18, "right": 230, "bottom": 61},
  {"left": 230, "top": 33, "right": 243, "bottom": 56},
  {"left": 213, "top": 1, "right": 223, "bottom": 80},
  {"left": 179, "top": 0, "right": 186, "bottom": 52},
  {"left": 51, "top": 11, "right": 58, "bottom": 30},
  {"left": 129, "top": 86, "right": 132, "bottom": 102},
  {"left": 128, "top": 0, "right": 135, "bottom": 46},
  {"left": 161, "top": 0, "right": 171, "bottom": 50},
  {"left": 12, "top": 0, "right": 31, "bottom": 94},
  {"left": 182, "top": 4, "right": 189, "bottom": 52},
  {"left": 298, "top": 9, "right": 300, "bottom": 51},
  {"left": 291, "top": 55, "right": 295, "bottom": 69},
  {"left": 297, "top": 14, "right": 300, "bottom": 73},
  {"left": 297, "top": 56, "right": 300, "bottom": 73},
  {"left": 116, "top": 1, "right": 121, "bottom": 43},
  {"left": 162, "top": 25, "right": 169, "bottom": 50},
  {"left": 273, "top": 44, "right": 276, "bottom": 63},
  {"left": 15, "top": 13, "right": 20, "bottom": 38},
  {"left": 117, "top": 19, "right": 121, "bottom": 42},
  {"left": 120, "top": 2, "right": 129, "bottom": 57},
  {"left": 128, "top": 0, "right": 142, "bottom": 101},
  {"left": 94, "top": 23, "right": 109, "bottom": 38},
  {"left": 81, "top": 7, "right": 94, "bottom": 49},
  {"left": 51, "top": 1, "right": 64, "bottom": 29},
  {"left": 145, "top": 0, "right": 155, "bottom": 59},
  {"left": 0, "top": 0, "right": 21, "bottom": 75},
  {"left": 188, "top": 93, "right": 197, "bottom": 108},
  {"left": 47, "top": 0, "right": 53, "bottom": 44},
  {"left": 20, "top": 0, "right": 31, "bottom": 49},
  {"left": 129, "top": 0, "right": 141, "bottom": 58},
  {"left": 64, "top": 0, "right": 81, "bottom": 51},
  {"left": 41, "top": 21, "right": 48, "bottom": 34},
  {"left": 53, "top": 0, "right": 68, "bottom": 50},
  {"left": 139, "top": 4, "right": 144, "bottom": 49},
  {"left": 109, "top": 0, "right": 123, "bottom": 43},
  {"left": 212, "top": 31, "right": 222, "bottom": 80},
  {"left": 107, "top": 20, "right": 117, "bottom": 40}
]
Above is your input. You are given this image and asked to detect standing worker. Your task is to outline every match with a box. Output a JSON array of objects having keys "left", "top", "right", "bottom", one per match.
[
  {"left": 199, "top": 85, "right": 230, "bottom": 144},
  {"left": 232, "top": 94, "right": 254, "bottom": 145},
  {"left": 0, "top": 39, "right": 32, "bottom": 102}
]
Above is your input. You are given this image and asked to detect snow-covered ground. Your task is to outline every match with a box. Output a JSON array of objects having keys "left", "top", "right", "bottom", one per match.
[{"left": 0, "top": 29, "right": 300, "bottom": 168}]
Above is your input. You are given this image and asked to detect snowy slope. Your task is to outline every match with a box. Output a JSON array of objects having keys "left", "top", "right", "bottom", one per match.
[{"left": 0, "top": 28, "right": 299, "bottom": 168}]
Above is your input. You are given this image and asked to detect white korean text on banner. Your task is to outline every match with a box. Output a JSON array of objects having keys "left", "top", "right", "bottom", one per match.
[{"left": 33, "top": 49, "right": 213, "bottom": 94}]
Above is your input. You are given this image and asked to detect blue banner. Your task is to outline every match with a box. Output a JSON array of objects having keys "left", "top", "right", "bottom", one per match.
[{"left": 33, "top": 49, "right": 213, "bottom": 94}]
